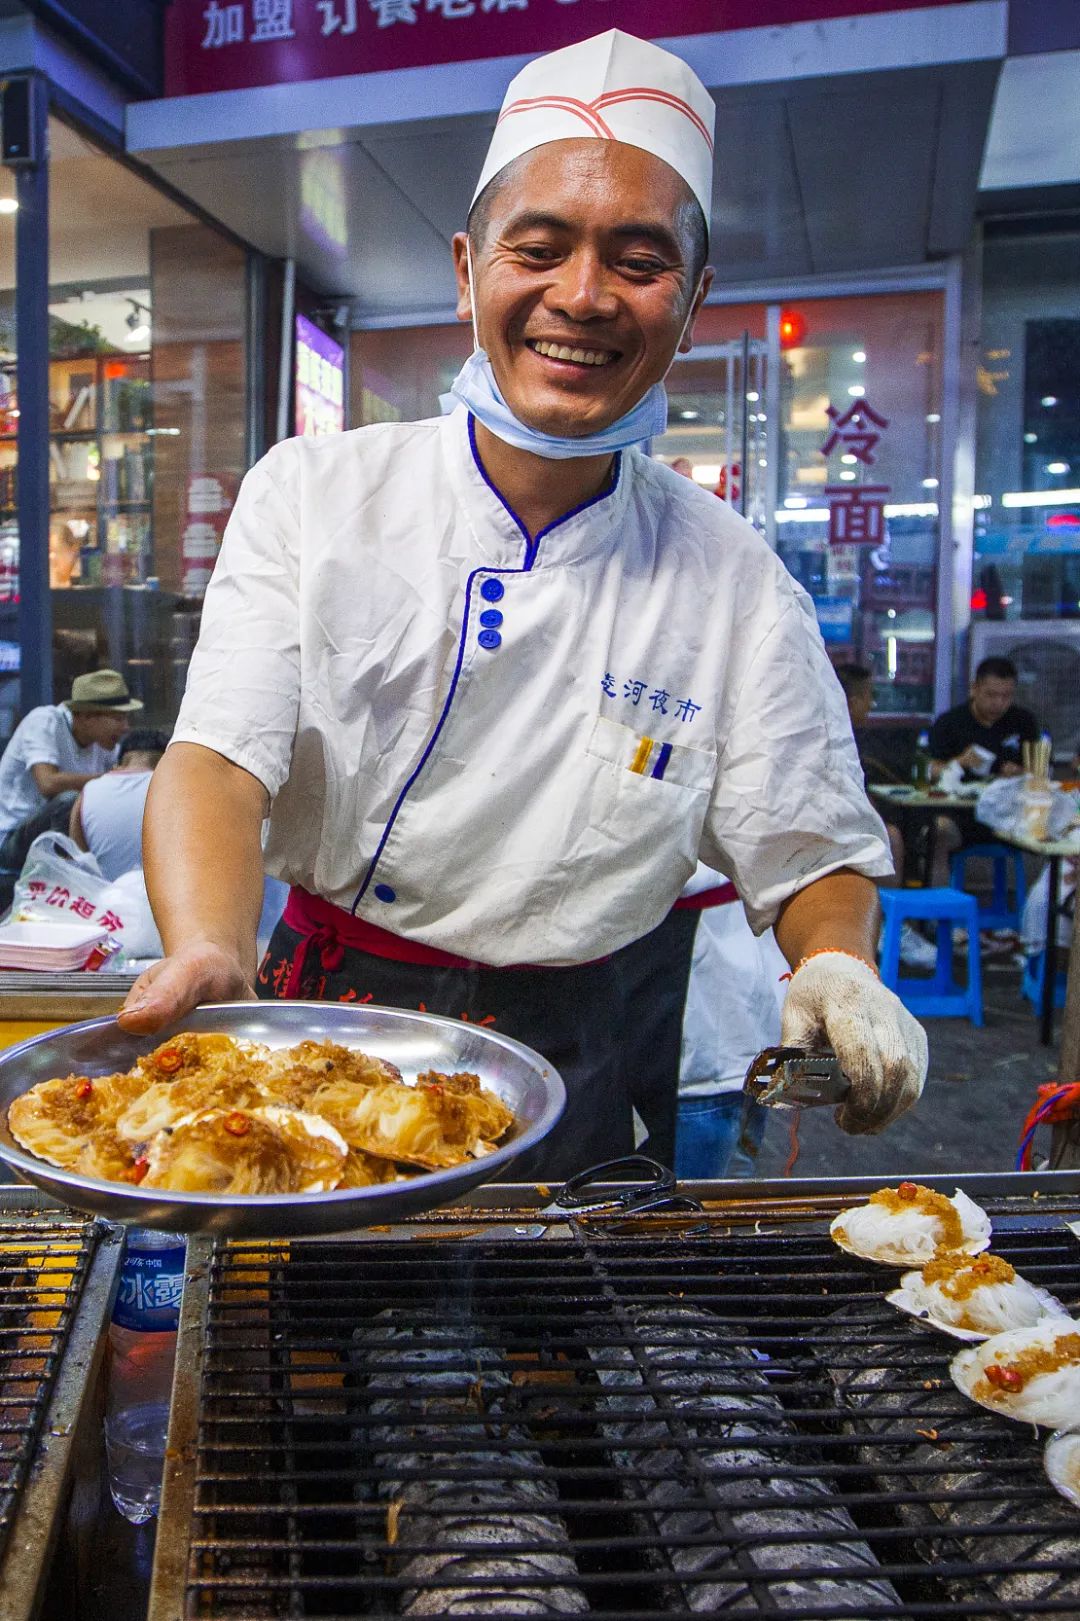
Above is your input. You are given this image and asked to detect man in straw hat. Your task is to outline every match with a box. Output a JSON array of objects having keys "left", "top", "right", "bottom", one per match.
[
  {"left": 0, "top": 670, "right": 141, "bottom": 872},
  {"left": 123, "top": 30, "right": 926, "bottom": 1172}
]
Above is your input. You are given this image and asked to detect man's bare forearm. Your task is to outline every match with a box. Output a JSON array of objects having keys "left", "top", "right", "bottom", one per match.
[
  {"left": 143, "top": 742, "right": 269, "bottom": 981},
  {"left": 774, "top": 868, "right": 880, "bottom": 970}
]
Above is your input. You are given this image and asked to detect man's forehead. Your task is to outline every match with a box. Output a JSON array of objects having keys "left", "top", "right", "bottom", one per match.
[{"left": 489, "top": 141, "right": 695, "bottom": 232}]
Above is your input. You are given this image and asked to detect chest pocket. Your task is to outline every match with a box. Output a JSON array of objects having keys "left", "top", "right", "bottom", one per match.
[{"left": 585, "top": 713, "right": 716, "bottom": 794}]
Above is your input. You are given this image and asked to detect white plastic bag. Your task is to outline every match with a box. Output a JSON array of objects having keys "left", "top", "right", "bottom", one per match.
[
  {"left": 976, "top": 776, "right": 1075, "bottom": 842},
  {"left": 11, "top": 833, "right": 161, "bottom": 957},
  {"left": 680, "top": 900, "right": 789, "bottom": 1097}
]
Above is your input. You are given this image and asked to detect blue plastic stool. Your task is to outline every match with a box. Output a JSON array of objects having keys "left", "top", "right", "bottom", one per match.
[
  {"left": 879, "top": 887, "right": 983, "bottom": 1024},
  {"left": 1021, "top": 950, "right": 1067, "bottom": 1012},
  {"left": 949, "top": 842, "right": 1027, "bottom": 932}
]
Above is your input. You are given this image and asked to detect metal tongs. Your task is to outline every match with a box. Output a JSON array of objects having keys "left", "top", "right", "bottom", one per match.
[
  {"left": 743, "top": 1045, "right": 852, "bottom": 1111},
  {"left": 543, "top": 1155, "right": 704, "bottom": 1218}
]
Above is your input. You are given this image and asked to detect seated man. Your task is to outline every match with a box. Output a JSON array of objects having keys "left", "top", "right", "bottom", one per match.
[
  {"left": 0, "top": 670, "right": 140, "bottom": 873},
  {"left": 69, "top": 728, "right": 169, "bottom": 880},
  {"left": 928, "top": 655, "right": 1039, "bottom": 887},
  {"left": 835, "top": 664, "right": 935, "bottom": 969},
  {"left": 929, "top": 655, "right": 1038, "bottom": 782}
]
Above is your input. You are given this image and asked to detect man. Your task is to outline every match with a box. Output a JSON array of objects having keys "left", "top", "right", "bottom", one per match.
[
  {"left": 0, "top": 670, "right": 140, "bottom": 873},
  {"left": 929, "top": 656, "right": 1038, "bottom": 781},
  {"left": 69, "top": 728, "right": 169, "bottom": 881},
  {"left": 121, "top": 31, "right": 926, "bottom": 1174},
  {"left": 928, "top": 655, "right": 1039, "bottom": 887}
]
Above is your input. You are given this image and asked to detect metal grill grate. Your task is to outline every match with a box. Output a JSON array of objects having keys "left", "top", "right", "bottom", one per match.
[
  {"left": 154, "top": 1201, "right": 1080, "bottom": 1620},
  {"left": 0, "top": 1210, "right": 99, "bottom": 1545}
]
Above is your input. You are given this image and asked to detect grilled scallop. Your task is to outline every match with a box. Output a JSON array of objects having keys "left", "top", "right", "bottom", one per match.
[
  {"left": 951, "top": 1319, "right": 1080, "bottom": 1429},
  {"left": 115, "top": 1069, "right": 270, "bottom": 1144},
  {"left": 831, "top": 1183, "right": 991, "bottom": 1267},
  {"left": 416, "top": 1071, "right": 514, "bottom": 1147},
  {"left": 8, "top": 1070, "right": 148, "bottom": 1168},
  {"left": 1045, "top": 1431, "right": 1080, "bottom": 1511},
  {"left": 887, "top": 1250, "right": 1070, "bottom": 1341},
  {"left": 141, "top": 1105, "right": 348, "bottom": 1195},
  {"left": 309, "top": 1079, "right": 483, "bottom": 1169}
]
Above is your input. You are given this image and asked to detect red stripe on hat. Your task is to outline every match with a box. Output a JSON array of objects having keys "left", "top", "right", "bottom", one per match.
[
  {"left": 593, "top": 87, "right": 714, "bottom": 153},
  {"left": 497, "top": 95, "right": 614, "bottom": 140}
]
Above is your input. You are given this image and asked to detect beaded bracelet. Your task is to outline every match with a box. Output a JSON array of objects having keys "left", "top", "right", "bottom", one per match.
[{"left": 792, "top": 946, "right": 880, "bottom": 980}]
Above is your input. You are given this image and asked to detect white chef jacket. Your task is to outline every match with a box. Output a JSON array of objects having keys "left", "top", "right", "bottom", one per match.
[{"left": 173, "top": 406, "right": 891, "bottom": 966}]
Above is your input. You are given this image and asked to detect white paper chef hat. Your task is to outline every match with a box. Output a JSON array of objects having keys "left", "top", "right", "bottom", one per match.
[{"left": 472, "top": 29, "right": 715, "bottom": 226}]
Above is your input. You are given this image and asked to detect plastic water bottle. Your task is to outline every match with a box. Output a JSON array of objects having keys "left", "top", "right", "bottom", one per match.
[
  {"left": 105, "top": 1229, "right": 186, "bottom": 1524},
  {"left": 912, "top": 730, "right": 931, "bottom": 788}
]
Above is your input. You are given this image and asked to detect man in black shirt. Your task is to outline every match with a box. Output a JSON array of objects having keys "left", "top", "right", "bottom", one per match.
[{"left": 929, "top": 656, "right": 1038, "bottom": 780}]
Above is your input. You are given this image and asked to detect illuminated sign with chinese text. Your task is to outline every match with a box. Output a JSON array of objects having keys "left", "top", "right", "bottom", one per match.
[{"left": 295, "top": 315, "right": 345, "bottom": 438}]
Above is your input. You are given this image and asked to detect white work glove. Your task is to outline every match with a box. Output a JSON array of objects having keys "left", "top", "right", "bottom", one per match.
[{"left": 780, "top": 952, "right": 928, "bottom": 1135}]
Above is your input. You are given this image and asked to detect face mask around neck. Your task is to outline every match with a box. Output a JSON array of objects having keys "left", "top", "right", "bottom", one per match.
[{"left": 439, "top": 240, "right": 699, "bottom": 461}]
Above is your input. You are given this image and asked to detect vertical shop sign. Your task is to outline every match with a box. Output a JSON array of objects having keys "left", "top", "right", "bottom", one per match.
[
  {"left": 182, "top": 474, "right": 232, "bottom": 598},
  {"left": 820, "top": 397, "right": 891, "bottom": 547},
  {"left": 295, "top": 316, "right": 344, "bottom": 438}
]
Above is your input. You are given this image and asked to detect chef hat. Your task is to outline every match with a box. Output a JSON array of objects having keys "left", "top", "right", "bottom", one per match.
[{"left": 472, "top": 29, "right": 715, "bottom": 226}]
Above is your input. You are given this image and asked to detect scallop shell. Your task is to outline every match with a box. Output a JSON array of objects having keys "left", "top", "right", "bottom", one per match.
[
  {"left": 886, "top": 1257, "right": 1070, "bottom": 1341},
  {"left": 1044, "top": 1430, "right": 1080, "bottom": 1511},
  {"left": 950, "top": 1319, "right": 1080, "bottom": 1430},
  {"left": 831, "top": 1187, "right": 991, "bottom": 1268}
]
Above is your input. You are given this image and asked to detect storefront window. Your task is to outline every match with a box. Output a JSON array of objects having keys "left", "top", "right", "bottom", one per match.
[
  {"left": 46, "top": 117, "right": 247, "bottom": 726},
  {"left": 351, "top": 322, "right": 471, "bottom": 428},
  {"left": 775, "top": 293, "right": 944, "bottom": 718},
  {"left": 974, "top": 227, "right": 1080, "bottom": 623}
]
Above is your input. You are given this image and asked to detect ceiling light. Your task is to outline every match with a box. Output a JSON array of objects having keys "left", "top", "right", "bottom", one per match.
[
  {"left": 1001, "top": 487, "right": 1080, "bottom": 508},
  {"left": 841, "top": 453, "right": 858, "bottom": 465},
  {"left": 125, "top": 322, "right": 150, "bottom": 346},
  {"left": 783, "top": 496, "right": 808, "bottom": 509},
  {"left": 758, "top": 457, "right": 767, "bottom": 467},
  {"left": 1024, "top": 432, "right": 1038, "bottom": 444},
  {"left": 745, "top": 391, "right": 760, "bottom": 403},
  {"left": 848, "top": 384, "right": 865, "bottom": 398},
  {"left": 852, "top": 350, "right": 866, "bottom": 363},
  {"left": 926, "top": 412, "right": 941, "bottom": 423},
  {"left": 840, "top": 470, "right": 857, "bottom": 481},
  {"left": 691, "top": 464, "right": 721, "bottom": 485},
  {"left": 679, "top": 409, "right": 700, "bottom": 421},
  {"left": 922, "top": 477, "right": 939, "bottom": 489},
  {"left": 0, "top": 199, "right": 17, "bottom": 215},
  {"left": 1046, "top": 461, "right": 1070, "bottom": 475},
  {"left": 1041, "top": 395, "right": 1058, "bottom": 407}
]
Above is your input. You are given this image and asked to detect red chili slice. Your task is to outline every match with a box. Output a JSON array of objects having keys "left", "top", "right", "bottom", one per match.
[
  {"left": 155, "top": 1048, "right": 183, "bottom": 1074},
  {"left": 74, "top": 1078, "right": 93, "bottom": 1100},
  {"left": 132, "top": 1157, "right": 150, "bottom": 1184},
  {"left": 223, "top": 1112, "right": 250, "bottom": 1137},
  {"left": 985, "top": 1363, "right": 1024, "bottom": 1391},
  {"left": 897, "top": 1181, "right": 919, "bottom": 1199}
]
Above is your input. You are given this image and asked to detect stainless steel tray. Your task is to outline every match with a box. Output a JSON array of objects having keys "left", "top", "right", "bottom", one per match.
[{"left": 0, "top": 1002, "right": 565, "bottom": 1236}]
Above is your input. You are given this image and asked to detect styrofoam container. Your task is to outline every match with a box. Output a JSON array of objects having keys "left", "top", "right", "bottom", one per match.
[{"left": 0, "top": 921, "right": 111, "bottom": 971}]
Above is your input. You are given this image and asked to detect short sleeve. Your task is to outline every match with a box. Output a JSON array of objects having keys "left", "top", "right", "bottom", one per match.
[
  {"left": 699, "top": 591, "right": 893, "bottom": 934},
  {"left": 171, "top": 445, "right": 301, "bottom": 798},
  {"left": 21, "top": 709, "right": 66, "bottom": 769}
]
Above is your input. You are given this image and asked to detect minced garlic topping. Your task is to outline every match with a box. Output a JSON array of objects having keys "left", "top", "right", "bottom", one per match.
[{"left": 921, "top": 1250, "right": 1015, "bottom": 1301}]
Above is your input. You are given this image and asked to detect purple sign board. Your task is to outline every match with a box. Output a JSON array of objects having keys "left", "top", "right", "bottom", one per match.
[{"left": 295, "top": 314, "right": 345, "bottom": 438}]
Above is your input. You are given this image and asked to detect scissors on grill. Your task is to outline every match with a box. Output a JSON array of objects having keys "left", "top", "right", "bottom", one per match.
[
  {"left": 544, "top": 1154, "right": 704, "bottom": 1218},
  {"left": 743, "top": 1045, "right": 852, "bottom": 1111}
]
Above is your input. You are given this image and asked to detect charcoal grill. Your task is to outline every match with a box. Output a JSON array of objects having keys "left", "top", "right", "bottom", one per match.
[
  {"left": 149, "top": 1174, "right": 1080, "bottom": 1621},
  {"left": 0, "top": 1187, "right": 122, "bottom": 1621}
]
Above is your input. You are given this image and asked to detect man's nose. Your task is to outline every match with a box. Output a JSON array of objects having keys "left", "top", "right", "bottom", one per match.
[{"left": 546, "top": 251, "right": 619, "bottom": 324}]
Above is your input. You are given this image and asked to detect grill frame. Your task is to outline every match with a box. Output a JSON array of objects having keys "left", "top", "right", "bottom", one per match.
[
  {"left": 150, "top": 1179, "right": 1080, "bottom": 1621},
  {"left": 0, "top": 1187, "right": 122, "bottom": 1621}
]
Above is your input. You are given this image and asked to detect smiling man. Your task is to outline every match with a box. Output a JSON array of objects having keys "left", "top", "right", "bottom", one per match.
[{"left": 121, "top": 30, "right": 927, "bottom": 1173}]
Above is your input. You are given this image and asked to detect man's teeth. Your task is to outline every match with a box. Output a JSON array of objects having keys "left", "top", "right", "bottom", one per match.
[{"left": 530, "top": 340, "right": 612, "bottom": 366}]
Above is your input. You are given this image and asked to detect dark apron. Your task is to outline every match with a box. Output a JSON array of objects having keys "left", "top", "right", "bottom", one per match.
[{"left": 256, "top": 898, "right": 699, "bottom": 1180}]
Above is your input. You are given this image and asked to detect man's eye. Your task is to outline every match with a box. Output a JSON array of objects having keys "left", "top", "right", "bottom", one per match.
[
  {"left": 621, "top": 257, "right": 667, "bottom": 276},
  {"left": 515, "top": 243, "right": 558, "bottom": 262}
]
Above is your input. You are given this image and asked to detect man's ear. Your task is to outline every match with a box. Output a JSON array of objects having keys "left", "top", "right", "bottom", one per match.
[
  {"left": 452, "top": 233, "right": 473, "bottom": 325},
  {"left": 678, "top": 265, "right": 714, "bottom": 355}
]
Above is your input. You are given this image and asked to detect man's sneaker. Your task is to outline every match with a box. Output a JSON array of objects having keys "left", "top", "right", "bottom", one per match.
[{"left": 899, "top": 923, "right": 938, "bottom": 969}]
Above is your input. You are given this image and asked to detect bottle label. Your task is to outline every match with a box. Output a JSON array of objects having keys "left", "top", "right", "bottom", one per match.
[{"left": 112, "top": 1243, "right": 186, "bottom": 1332}]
